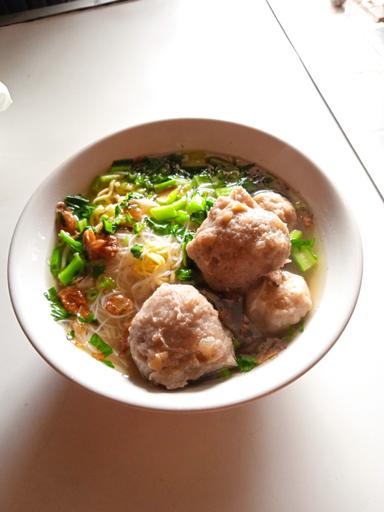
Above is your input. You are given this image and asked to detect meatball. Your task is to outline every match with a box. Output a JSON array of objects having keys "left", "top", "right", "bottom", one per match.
[
  {"left": 186, "top": 187, "right": 290, "bottom": 292},
  {"left": 253, "top": 191, "right": 297, "bottom": 229},
  {"left": 245, "top": 270, "right": 312, "bottom": 334},
  {"left": 129, "top": 283, "right": 236, "bottom": 389}
]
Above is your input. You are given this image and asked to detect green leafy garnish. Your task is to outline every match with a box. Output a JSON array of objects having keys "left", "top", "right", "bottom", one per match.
[
  {"left": 190, "top": 211, "right": 206, "bottom": 226},
  {"left": 145, "top": 217, "right": 174, "bottom": 236},
  {"left": 110, "top": 159, "right": 133, "bottom": 173},
  {"left": 236, "top": 354, "right": 258, "bottom": 372},
  {"left": 130, "top": 244, "right": 144, "bottom": 259},
  {"left": 89, "top": 333, "right": 113, "bottom": 356},
  {"left": 98, "top": 276, "right": 116, "bottom": 290},
  {"left": 120, "top": 191, "right": 145, "bottom": 209},
  {"left": 44, "top": 287, "right": 70, "bottom": 321},
  {"left": 175, "top": 268, "right": 193, "bottom": 281},
  {"left": 64, "top": 195, "right": 94, "bottom": 220},
  {"left": 133, "top": 222, "right": 145, "bottom": 235},
  {"left": 102, "top": 360, "right": 115, "bottom": 368},
  {"left": 101, "top": 215, "right": 116, "bottom": 234},
  {"left": 112, "top": 213, "right": 134, "bottom": 230},
  {"left": 78, "top": 312, "right": 97, "bottom": 323}
]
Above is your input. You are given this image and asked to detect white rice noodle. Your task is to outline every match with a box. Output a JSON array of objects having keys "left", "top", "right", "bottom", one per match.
[
  {"left": 63, "top": 225, "right": 184, "bottom": 372},
  {"left": 108, "top": 227, "right": 183, "bottom": 307}
]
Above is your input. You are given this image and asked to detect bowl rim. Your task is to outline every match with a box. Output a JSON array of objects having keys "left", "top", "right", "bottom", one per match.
[{"left": 7, "top": 117, "right": 363, "bottom": 412}]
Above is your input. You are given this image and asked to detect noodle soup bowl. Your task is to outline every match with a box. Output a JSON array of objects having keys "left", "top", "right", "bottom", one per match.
[{"left": 8, "top": 119, "right": 362, "bottom": 411}]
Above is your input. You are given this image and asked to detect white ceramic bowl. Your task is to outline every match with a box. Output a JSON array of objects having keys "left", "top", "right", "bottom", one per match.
[{"left": 8, "top": 119, "right": 362, "bottom": 411}]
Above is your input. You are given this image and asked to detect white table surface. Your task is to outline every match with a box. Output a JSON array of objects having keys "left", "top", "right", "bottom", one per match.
[
  {"left": 0, "top": 1, "right": 383, "bottom": 510},
  {"left": 268, "top": 0, "right": 384, "bottom": 196}
]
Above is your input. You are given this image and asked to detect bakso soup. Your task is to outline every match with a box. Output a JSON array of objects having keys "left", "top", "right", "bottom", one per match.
[{"left": 45, "top": 152, "right": 318, "bottom": 389}]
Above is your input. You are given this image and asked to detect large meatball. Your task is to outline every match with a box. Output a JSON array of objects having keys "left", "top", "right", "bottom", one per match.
[
  {"left": 129, "top": 283, "right": 236, "bottom": 389},
  {"left": 245, "top": 270, "right": 312, "bottom": 334},
  {"left": 186, "top": 187, "right": 290, "bottom": 292},
  {"left": 253, "top": 190, "right": 297, "bottom": 229}
]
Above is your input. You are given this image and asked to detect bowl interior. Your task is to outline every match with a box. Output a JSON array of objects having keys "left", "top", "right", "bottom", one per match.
[{"left": 8, "top": 119, "right": 362, "bottom": 411}]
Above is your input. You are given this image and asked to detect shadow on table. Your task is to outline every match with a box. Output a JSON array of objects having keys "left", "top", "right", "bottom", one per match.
[{"left": 1, "top": 374, "right": 294, "bottom": 512}]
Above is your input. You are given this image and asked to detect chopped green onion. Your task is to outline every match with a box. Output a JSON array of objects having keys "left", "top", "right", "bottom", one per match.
[
  {"left": 150, "top": 196, "right": 188, "bottom": 221},
  {"left": 78, "top": 312, "right": 97, "bottom": 323},
  {"left": 174, "top": 210, "right": 190, "bottom": 224},
  {"left": 77, "top": 218, "right": 88, "bottom": 234},
  {"left": 175, "top": 268, "right": 193, "bottom": 281},
  {"left": 89, "top": 333, "right": 113, "bottom": 356},
  {"left": 290, "top": 230, "right": 318, "bottom": 272},
  {"left": 290, "top": 229, "right": 303, "bottom": 244},
  {"left": 102, "top": 360, "right": 115, "bottom": 368},
  {"left": 133, "top": 222, "right": 145, "bottom": 234},
  {"left": 101, "top": 215, "right": 116, "bottom": 234},
  {"left": 98, "top": 174, "right": 121, "bottom": 184},
  {"left": 291, "top": 246, "right": 318, "bottom": 272},
  {"left": 156, "top": 188, "right": 179, "bottom": 205},
  {"left": 98, "top": 276, "right": 116, "bottom": 290},
  {"left": 131, "top": 244, "right": 144, "bottom": 259},
  {"left": 58, "top": 252, "right": 85, "bottom": 286},
  {"left": 150, "top": 204, "right": 177, "bottom": 221},
  {"left": 50, "top": 246, "right": 61, "bottom": 278},
  {"left": 44, "top": 287, "right": 70, "bottom": 321},
  {"left": 171, "top": 198, "right": 187, "bottom": 210},
  {"left": 121, "top": 213, "right": 135, "bottom": 226},
  {"left": 154, "top": 179, "right": 177, "bottom": 192},
  {"left": 236, "top": 354, "right": 258, "bottom": 372},
  {"left": 187, "top": 194, "right": 206, "bottom": 214},
  {"left": 58, "top": 230, "right": 83, "bottom": 253},
  {"left": 192, "top": 174, "right": 212, "bottom": 187}
]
